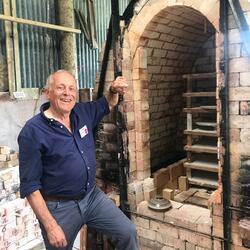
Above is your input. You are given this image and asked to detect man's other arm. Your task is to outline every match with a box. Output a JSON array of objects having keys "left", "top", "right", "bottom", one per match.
[{"left": 27, "top": 190, "right": 67, "bottom": 248}]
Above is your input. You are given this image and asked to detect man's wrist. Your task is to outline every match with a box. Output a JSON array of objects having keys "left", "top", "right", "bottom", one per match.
[{"left": 109, "top": 85, "right": 118, "bottom": 94}]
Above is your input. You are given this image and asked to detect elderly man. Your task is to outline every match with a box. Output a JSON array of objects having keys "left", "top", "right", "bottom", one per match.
[{"left": 18, "top": 70, "right": 138, "bottom": 250}]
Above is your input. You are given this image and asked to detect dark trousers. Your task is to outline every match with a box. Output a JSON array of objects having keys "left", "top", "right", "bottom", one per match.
[{"left": 40, "top": 186, "right": 138, "bottom": 250}]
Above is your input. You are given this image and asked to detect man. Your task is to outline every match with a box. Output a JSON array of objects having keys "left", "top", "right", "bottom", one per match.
[{"left": 18, "top": 70, "right": 138, "bottom": 250}]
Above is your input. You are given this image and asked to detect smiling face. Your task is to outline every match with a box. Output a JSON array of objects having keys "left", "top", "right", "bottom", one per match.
[{"left": 45, "top": 71, "right": 77, "bottom": 116}]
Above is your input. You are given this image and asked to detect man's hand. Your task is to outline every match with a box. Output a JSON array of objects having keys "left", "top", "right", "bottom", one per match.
[
  {"left": 110, "top": 76, "right": 128, "bottom": 95},
  {"left": 46, "top": 223, "right": 67, "bottom": 248},
  {"left": 26, "top": 191, "right": 68, "bottom": 248}
]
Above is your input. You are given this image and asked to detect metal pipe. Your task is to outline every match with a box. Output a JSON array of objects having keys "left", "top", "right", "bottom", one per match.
[
  {"left": 96, "top": 18, "right": 112, "bottom": 99},
  {"left": 220, "top": 0, "right": 231, "bottom": 250},
  {"left": 111, "top": 0, "right": 129, "bottom": 215}
]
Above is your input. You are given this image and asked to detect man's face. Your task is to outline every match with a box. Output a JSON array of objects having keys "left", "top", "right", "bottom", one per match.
[{"left": 46, "top": 71, "right": 77, "bottom": 115}]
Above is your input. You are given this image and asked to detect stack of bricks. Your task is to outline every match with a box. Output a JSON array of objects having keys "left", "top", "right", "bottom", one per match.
[
  {"left": 132, "top": 200, "right": 223, "bottom": 250},
  {"left": 0, "top": 146, "right": 19, "bottom": 170},
  {"left": 0, "top": 145, "right": 43, "bottom": 249},
  {"left": 128, "top": 178, "right": 156, "bottom": 211},
  {"left": 0, "top": 199, "right": 42, "bottom": 249},
  {"left": 0, "top": 146, "right": 19, "bottom": 203},
  {"left": 94, "top": 47, "right": 121, "bottom": 185}
]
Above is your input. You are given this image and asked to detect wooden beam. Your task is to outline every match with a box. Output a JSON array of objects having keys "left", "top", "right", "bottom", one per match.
[
  {"left": 11, "top": 0, "right": 21, "bottom": 91},
  {"left": 3, "top": 0, "right": 15, "bottom": 97},
  {"left": 0, "top": 14, "right": 81, "bottom": 34}
]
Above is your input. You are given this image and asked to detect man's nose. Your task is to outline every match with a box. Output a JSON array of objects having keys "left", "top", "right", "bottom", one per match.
[{"left": 63, "top": 88, "right": 70, "bottom": 95}]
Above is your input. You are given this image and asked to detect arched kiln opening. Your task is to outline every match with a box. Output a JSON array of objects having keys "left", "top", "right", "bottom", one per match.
[{"left": 131, "top": 5, "right": 218, "bottom": 204}]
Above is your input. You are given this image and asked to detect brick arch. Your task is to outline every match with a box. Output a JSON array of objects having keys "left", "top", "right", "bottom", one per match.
[
  {"left": 128, "top": 0, "right": 219, "bottom": 55},
  {"left": 123, "top": 0, "right": 220, "bottom": 180}
]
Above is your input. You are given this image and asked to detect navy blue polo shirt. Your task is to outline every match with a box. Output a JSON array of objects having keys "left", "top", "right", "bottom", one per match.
[{"left": 18, "top": 96, "right": 109, "bottom": 198}]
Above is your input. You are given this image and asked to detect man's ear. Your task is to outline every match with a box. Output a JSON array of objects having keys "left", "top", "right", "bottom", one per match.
[{"left": 44, "top": 88, "right": 50, "bottom": 100}]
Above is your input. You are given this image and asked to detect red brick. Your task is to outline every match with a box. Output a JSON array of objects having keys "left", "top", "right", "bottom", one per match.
[
  {"left": 137, "top": 226, "right": 156, "bottom": 241},
  {"left": 150, "top": 220, "right": 178, "bottom": 239},
  {"left": 132, "top": 215, "right": 150, "bottom": 229},
  {"left": 162, "top": 188, "right": 174, "bottom": 200},
  {"left": 240, "top": 101, "right": 250, "bottom": 115},
  {"left": 230, "top": 128, "right": 240, "bottom": 142},
  {"left": 179, "top": 229, "right": 198, "bottom": 245}
]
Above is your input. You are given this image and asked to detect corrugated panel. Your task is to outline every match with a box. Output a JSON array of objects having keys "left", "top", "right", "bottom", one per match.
[
  {"left": 119, "top": 0, "right": 131, "bottom": 15},
  {"left": 1, "top": 0, "right": 131, "bottom": 89},
  {"left": 16, "top": 0, "right": 59, "bottom": 88},
  {"left": 0, "top": 1, "right": 6, "bottom": 57},
  {"left": 74, "top": 0, "right": 130, "bottom": 89}
]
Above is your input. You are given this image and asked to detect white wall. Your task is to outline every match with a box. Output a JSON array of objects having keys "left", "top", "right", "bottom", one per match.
[{"left": 0, "top": 95, "right": 46, "bottom": 151}]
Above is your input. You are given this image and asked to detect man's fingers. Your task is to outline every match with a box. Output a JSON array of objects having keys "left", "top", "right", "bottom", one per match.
[
  {"left": 52, "top": 238, "right": 67, "bottom": 248},
  {"left": 112, "top": 76, "right": 128, "bottom": 95},
  {"left": 47, "top": 224, "right": 67, "bottom": 248},
  {"left": 62, "top": 238, "right": 68, "bottom": 247}
]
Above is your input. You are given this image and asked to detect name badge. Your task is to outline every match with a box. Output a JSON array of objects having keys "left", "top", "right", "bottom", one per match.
[{"left": 79, "top": 125, "right": 88, "bottom": 138}]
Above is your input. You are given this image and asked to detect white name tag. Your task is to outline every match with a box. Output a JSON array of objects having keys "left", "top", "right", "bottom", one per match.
[{"left": 79, "top": 125, "right": 88, "bottom": 138}]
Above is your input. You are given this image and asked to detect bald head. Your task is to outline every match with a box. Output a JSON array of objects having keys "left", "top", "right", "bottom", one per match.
[{"left": 45, "top": 70, "right": 76, "bottom": 90}]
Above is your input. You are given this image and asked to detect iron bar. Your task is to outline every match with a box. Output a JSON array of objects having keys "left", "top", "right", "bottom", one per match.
[
  {"left": 96, "top": 18, "right": 112, "bottom": 99},
  {"left": 111, "top": 0, "right": 129, "bottom": 216},
  {"left": 220, "top": 0, "right": 231, "bottom": 250}
]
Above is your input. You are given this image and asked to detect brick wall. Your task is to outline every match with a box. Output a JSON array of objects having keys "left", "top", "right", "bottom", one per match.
[
  {"left": 227, "top": 3, "right": 250, "bottom": 249},
  {"left": 138, "top": 6, "right": 215, "bottom": 171}
]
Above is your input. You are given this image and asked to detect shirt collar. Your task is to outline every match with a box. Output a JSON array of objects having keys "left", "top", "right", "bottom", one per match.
[
  {"left": 40, "top": 102, "right": 76, "bottom": 123},
  {"left": 40, "top": 102, "right": 51, "bottom": 122}
]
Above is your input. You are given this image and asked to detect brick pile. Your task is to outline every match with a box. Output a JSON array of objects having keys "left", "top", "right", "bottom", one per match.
[
  {"left": 0, "top": 146, "right": 43, "bottom": 250},
  {"left": 0, "top": 146, "right": 19, "bottom": 203},
  {"left": 0, "top": 199, "right": 42, "bottom": 250}
]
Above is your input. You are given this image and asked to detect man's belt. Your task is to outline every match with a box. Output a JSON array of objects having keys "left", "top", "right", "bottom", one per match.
[{"left": 43, "top": 192, "right": 86, "bottom": 202}]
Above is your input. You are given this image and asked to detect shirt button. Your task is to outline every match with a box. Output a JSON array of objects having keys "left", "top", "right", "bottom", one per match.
[
  {"left": 87, "top": 182, "right": 90, "bottom": 186},
  {"left": 60, "top": 126, "right": 63, "bottom": 128},
  {"left": 87, "top": 167, "right": 90, "bottom": 170},
  {"left": 81, "top": 151, "right": 84, "bottom": 154},
  {"left": 50, "top": 119, "right": 53, "bottom": 122}
]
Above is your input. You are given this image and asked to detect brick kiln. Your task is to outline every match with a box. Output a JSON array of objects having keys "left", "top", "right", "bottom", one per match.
[{"left": 94, "top": 0, "right": 250, "bottom": 249}]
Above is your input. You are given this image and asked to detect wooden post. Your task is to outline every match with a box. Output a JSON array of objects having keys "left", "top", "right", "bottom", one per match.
[
  {"left": 57, "top": 0, "right": 77, "bottom": 77},
  {"left": 11, "top": 0, "right": 21, "bottom": 91},
  {"left": 3, "top": 0, "right": 15, "bottom": 97}
]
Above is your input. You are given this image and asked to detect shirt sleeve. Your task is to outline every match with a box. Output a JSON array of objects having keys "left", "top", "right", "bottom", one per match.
[
  {"left": 18, "top": 128, "right": 43, "bottom": 198},
  {"left": 79, "top": 96, "right": 110, "bottom": 128}
]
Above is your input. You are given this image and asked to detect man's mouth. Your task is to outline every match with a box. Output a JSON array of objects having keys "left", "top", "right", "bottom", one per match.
[{"left": 61, "top": 99, "right": 71, "bottom": 103}]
